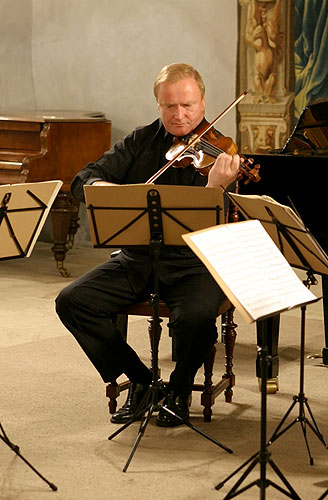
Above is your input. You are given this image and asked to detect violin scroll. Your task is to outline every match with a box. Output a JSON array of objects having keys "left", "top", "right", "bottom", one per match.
[{"left": 238, "top": 155, "right": 261, "bottom": 184}]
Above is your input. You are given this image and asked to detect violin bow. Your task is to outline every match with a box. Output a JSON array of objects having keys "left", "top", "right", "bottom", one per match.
[{"left": 145, "top": 90, "right": 248, "bottom": 184}]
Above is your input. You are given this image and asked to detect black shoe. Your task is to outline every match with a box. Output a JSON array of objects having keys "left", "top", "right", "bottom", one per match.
[
  {"left": 110, "top": 382, "right": 149, "bottom": 424},
  {"left": 156, "top": 392, "right": 189, "bottom": 427}
]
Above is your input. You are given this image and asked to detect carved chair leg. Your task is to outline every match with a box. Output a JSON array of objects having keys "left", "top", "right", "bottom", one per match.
[
  {"left": 200, "top": 344, "right": 217, "bottom": 422},
  {"left": 106, "top": 380, "right": 130, "bottom": 414},
  {"left": 106, "top": 381, "right": 120, "bottom": 414}
]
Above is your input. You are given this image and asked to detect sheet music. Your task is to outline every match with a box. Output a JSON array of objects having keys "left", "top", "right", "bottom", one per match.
[
  {"left": 183, "top": 220, "right": 317, "bottom": 323},
  {"left": 228, "top": 192, "right": 328, "bottom": 276}
]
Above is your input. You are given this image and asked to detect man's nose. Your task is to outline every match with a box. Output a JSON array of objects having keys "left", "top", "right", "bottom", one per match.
[{"left": 174, "top": 105, "right": 185, "bottom": 119}]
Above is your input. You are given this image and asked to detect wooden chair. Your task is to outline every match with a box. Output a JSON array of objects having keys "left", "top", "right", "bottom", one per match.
[{"left": 106, "top": 297, "right": 237, "bottom": 422}]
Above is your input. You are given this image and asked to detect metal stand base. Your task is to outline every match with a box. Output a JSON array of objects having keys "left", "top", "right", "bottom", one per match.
[
  {"left": 268, "top": 303, "right": 328, "bottom": 465},
  {"left": 0, "top": 422, "right": 57, "bottom": 491},
  {"left": 108, "top": 378, "right": 233, "bottom": 472},
  {"left": 215, "top": 330, "right": 301, "bottom": 499},
  {"left": 215, "top": 449, "right": 301, "bottom": 500}
]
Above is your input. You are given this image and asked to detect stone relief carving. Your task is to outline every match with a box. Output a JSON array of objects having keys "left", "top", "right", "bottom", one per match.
[
  {"left": 238, "top": 0, "right": 294, "bottom": 152},
  {"left": 240, "top": 118, "right": 288, "bottom": 153},
  {"left": 251, "top": 123, "right": 276, "bottom": 152},
  {"left": 244, "top": 0, "right": 283, "bottom": 103}
]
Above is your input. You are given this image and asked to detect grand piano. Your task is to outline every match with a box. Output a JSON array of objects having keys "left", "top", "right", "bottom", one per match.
[
  {"left": 240, "top": 97, "right": 328, "bottom": 371},
  {"left": 0, "top": 110, "right": 112, "bottom": 275}
]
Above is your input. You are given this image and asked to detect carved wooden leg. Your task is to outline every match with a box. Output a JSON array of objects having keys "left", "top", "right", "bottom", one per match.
[
  {"left": 191, "top": 306, "right": 237, "bottom": 420},
  {"left": 221, "top": 306, "right": 237, "bottom": 402},
  {"left": 200, "top": 344, "right": 217, "bottom": 422},
  {"left": 106, "top": 381, "right": 120, "bottom": 414},
  {"left": 67, "top": 197, "right": 80, "bottom": 249},
  {"left": 51, "top": 191, "right": 78, "bottom": 277},
  {"left": 106, "top": 380, "right": 130, "bottom": 414}
]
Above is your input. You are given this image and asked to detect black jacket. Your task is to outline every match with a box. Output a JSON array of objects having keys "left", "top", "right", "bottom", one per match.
[{"left": 70, "top": 118, "right": 215, "bottom": 291}]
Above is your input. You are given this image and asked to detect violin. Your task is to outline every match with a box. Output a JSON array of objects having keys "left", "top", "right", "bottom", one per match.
[
  {"left": 165, "top": 123, "right": 261, "bottom": 184},
  {"left": 145, "top": 91, "right": 260, "bottom": 185}
]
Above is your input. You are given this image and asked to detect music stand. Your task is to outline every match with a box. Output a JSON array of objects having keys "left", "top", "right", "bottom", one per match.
[
  {"left": 182, "top": 216, "right": 322, "bottom": 499},
  {"left": 0, "top": 180, "right": 62, "bottom": 491},
  {"left": 228, "top": 192, "right": 328, "bottom": 464},
  {"left": 84, "top": 183, "right": 233, "bottom": 472}
]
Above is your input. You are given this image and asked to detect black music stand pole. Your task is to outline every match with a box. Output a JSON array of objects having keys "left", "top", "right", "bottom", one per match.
[
  {"left": 105, "top": 188, "right": 232, "bottom": 472},
  {"left": 215, "top": 318, "right": 302, "bottom": 499}
]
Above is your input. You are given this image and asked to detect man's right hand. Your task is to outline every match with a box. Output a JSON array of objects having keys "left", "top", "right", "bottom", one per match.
[{"left": 205, "top": 152, "right": 240, "bottom": 190}]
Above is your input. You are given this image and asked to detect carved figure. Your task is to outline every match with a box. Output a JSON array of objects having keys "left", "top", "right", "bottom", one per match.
[{"left": 244, "top": 0, "right": 283, "bottom": 103}]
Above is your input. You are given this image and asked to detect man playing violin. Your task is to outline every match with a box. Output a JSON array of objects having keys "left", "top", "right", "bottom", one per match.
[{"left": 56, "top": 63, "right": 240, "bottom": 427}]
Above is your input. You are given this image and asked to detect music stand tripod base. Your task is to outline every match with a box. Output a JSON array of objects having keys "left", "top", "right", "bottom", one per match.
[
  {"left": 267, "top": 289, "right": 328, "bottom": 466},
  {"left": 0, "top": 423, "right": 57, "bottom": 491}
]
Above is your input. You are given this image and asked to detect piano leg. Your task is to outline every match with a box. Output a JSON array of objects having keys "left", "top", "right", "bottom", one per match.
[
  {"left": 256, "top": 315, "right": 280, "bottom": 393},
  {"left": 306, "top": 276, "right": 328, "bottom": 364},
  {"left": 50, "top": 191, "right": 79, "bottom": 277},
  {"left": 67, "top": 197, "right": 80, "bottom": 249}
]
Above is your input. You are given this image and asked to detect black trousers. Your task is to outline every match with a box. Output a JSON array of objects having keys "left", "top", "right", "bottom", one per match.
[{"left": 55, "top": 257, "right": 225, "bottom": 396}]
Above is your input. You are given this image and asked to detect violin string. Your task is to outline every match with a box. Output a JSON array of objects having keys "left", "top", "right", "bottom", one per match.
[
  {"left": 197, "top": 138, "right": 252, "bottom": 174},
  {"left": 198, "top": 139, "right": 224, "bottom": 156}
]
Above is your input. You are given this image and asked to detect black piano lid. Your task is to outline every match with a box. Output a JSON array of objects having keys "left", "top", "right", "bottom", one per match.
[
  {"left": 279, "top": 96, "right": 328, "bottom": 155},
  {"left": 241, "top": 96, "right": 328, "bottom": 256}
]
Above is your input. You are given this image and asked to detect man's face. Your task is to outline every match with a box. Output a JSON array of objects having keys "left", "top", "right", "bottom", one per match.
[{"left": 156, "top": 77, "right": 205, "bottom": 137}]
